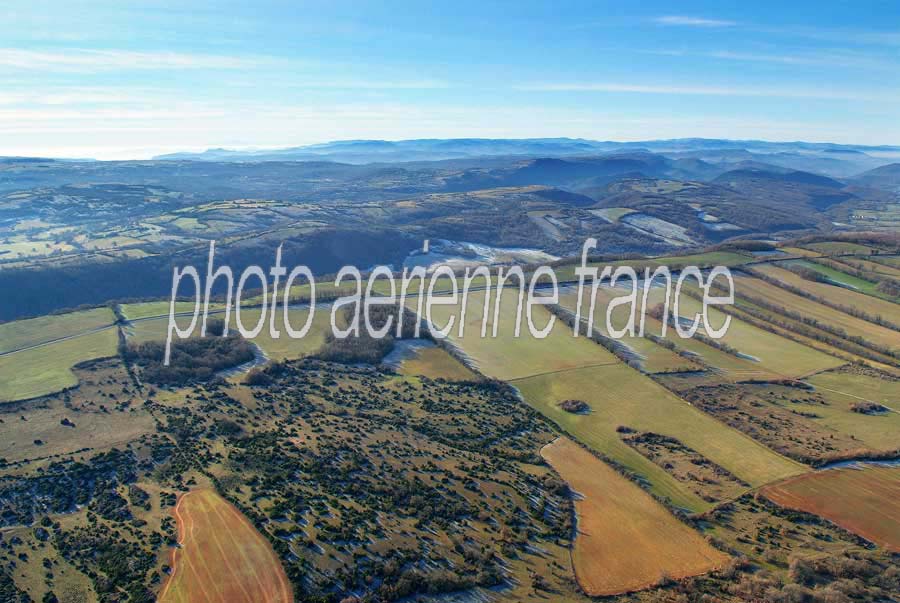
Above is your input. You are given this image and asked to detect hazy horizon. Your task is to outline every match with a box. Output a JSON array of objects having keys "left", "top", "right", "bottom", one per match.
[{"left": 6, "top": 135, "right": 900, "bottom": 163}]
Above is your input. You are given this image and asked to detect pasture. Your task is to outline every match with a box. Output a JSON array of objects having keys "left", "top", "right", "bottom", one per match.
[
  {"left": 801, "top": 241, "right": 878, "bottom": 256},
  {"left": 120, "top": 301, "right": 213, "bottom": 321},
  {"left": 229, "top": 306, "right": 331, "bottom": 361},
  {"left": 588, "top": 206, "right": 637, "bottom": 223},
  {"left": 872, "top": 255, "right": 900, "bottom": 269},
  {"left": 562, "top": 280, "right": 818, "bottom": 380},
  {"left": 0, "top": 359, "right": 155, "bottom": 463},
  {"left": 644, "top": 316, "right": 780, "bottom": 379},
  {"left": 552, "top": 250, "right": 754, "bottom": 282},
  {"left": 840, "top": 257, "right": 900, "bottom": 279},
  {"left": 0, "top": 306, "right": 115, "bottom": 355},
  {"left": 422, "top": 289, "right": 618, "bottom": 381},
  {"left": 780, "top": 259, "right": 888, "bottom": 298},
  {"left": 662, "top": 286, "right": 846, "bottom": 378},
  {"left": 541, "top": 437, "right": 729, "bottom": 596},
  {"left": 125, "top": 306, "right": 331, "bottom": 361},
  {"left": 804, "top": 371, "right": 900, "bottom": 452},
  {"left": 754, "top": 264, "right": 900, "bottom": 323},
  {"left": 395, "top": 345, "right": 478, "bottom": 381},
  {"left": 0, "top": 328, "right": 119, "bottom": 402},
  {"left": 126, "top": 315, "right": 190, "bottom": 343},
  {"left": 778, "top": 246, "right": 822, "bottom": 257},
  {"left": 557, "top": 286, "right": 701, "bottom": 374},
  {"left": 733, "top": 275, "right": 900, "bottom": 352},
  {"left": 159, "top": 488, "right": 294, "bottom": 603},
  {"left": 762, "top": 464, "right": 900, "bottom": 552}
]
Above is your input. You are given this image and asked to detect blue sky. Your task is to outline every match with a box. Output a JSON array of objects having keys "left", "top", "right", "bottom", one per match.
[{"left": 2, "top": 0, "right": 899, "bottom": 158}]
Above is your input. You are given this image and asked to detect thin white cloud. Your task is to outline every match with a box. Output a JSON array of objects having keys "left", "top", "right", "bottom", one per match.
[
  {"left": 646, "top": 48, "right": 898, "bottom": 71},
  {"left": 515, "top": 81, "right": 896, "bottom": 102},
  {"left": 0, "top": 48, "right": 265, "bottom": 72},
  {"left": 0, "top": 88, "right": 167, "bottom": 105},
  {"left": 283, "top": 79, "right": 451, "bottom": 90},
  {"left": 651, "top": 18, "right": 900, "bottom": 48},
  {"left": 754, "top": 25, "right": 900, "bottom": 47},
  {"left": 654, "top": 16, "right": 737, "bottom": 27}
]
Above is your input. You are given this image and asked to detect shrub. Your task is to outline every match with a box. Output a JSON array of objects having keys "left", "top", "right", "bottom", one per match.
[{"left": 125, "top": 335, "right": 255, "bottom": 386}]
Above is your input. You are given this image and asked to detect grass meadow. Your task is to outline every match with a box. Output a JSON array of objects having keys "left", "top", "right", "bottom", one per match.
[{"left": 0, "top": 328, "right": 119, "bottom": 402}]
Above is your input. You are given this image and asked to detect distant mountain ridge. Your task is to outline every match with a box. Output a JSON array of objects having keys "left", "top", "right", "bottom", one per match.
[
  {"left": 851, "top": 163, "right": 900, "bottom": 192},
  {"left": 153, "top": 137, "right": 900, "bottom": 161},
  {"left": 149, "top": 138, "right": 900, "bottom": 178}
]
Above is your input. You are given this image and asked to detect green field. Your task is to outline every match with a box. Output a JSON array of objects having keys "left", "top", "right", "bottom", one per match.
[
  {"left": 841, "top": 258, "right": 900, "bottom": 279},
  {"left": 0, "top": 329, "right": 119, "bottom": 402},
  {"left": 422, "top": 289, "right": 618, "bottom": 381},
  {"left": 404, "top": 288, "right": 805, "bottom": 513},
  {"left": 755, "top": 264, "right": 900, "bottom": 323},
  {"left": 516, "top": 364, "right": 805, "bottom": 512},
  {"left": 780, "top": 259, "right": 890, "bottom": 299},
  {"left": 568, "top": 283, "right": 785, "bottom": 379},
  {"left": 558, "top": 281, "right": 842, "bottom": 378},
  {"left": 634, "top": 250, "right": 754, "bottom": 267},
  {"left": 557, "top": 286, "right": 701, "bottom": 374},
  {"left": 553, "top": 251, "right": 754, "bottom": 282},
  {"left": 778, "top": 246, "right": 822, "bottom": 258},
  {"left": 663, "top": 287, "right": 846, "bottom": 379},
  {"left": 871, "top": 255, "right": 900, "bottom": 269},
  {"left": 804, "top": 372, "right": 900, "bottom": 451},
  {"left": 559, "top": 281, "right": 830, "bottom": 380},
  {"left": 242, "top": 281, "right": 356, "bottom": 306},
  {"left": 126, "top": 305, "right": 331, "bottom": 361},
  {"left": 126, "top": 315, "right": 190, "bottom": 343},
  {"left": 120, "top": 300, "right": 223, "bottom": 320},
  {"left": 802, "top": 242, "right": 877, "bottom": 256},
  {"left": 734, "top": 275, "right": 900, "bottom": 352},
  {"left": 421, "top": 283, "right": 808, "bottom": 511},
  {"left": 231, "top": 306, "right": 331, "bottom": 360},
  {"left": 589, "top": 207, "right": 637, "bottom": 223},
  {"left": 0, "top": 307, "right": 115, "bottom": 355}
]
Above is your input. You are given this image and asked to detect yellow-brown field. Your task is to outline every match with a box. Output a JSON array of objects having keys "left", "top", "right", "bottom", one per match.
[
  {"left": 159, "top": 488, "right": 293, "bottom": 603},
  {"left": 541, "top": 437, "right": 729, "bottom": 596},
  {"left": 396, "top": 346, "right": 479, "bottom": 380}
]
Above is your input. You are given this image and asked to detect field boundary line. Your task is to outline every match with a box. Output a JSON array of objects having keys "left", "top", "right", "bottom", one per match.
[
  {"left": 0, "top": 322, "right": 116, "bottom": 357},
  {"left": 159, "top": 491, "right": 190, "bottom": 602},
  {"left": 506, "top": 360, "right": 621, "bottom": 383}
]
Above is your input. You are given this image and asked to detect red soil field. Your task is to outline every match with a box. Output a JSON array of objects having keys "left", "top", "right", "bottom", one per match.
[{"left": 762, "top": 464, "right": 900, "bottom": 553}]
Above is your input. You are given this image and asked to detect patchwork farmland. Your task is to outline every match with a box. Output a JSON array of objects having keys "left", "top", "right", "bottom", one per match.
[{"left": 0, "top": 236, "right": 898, "bottom": 603}]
